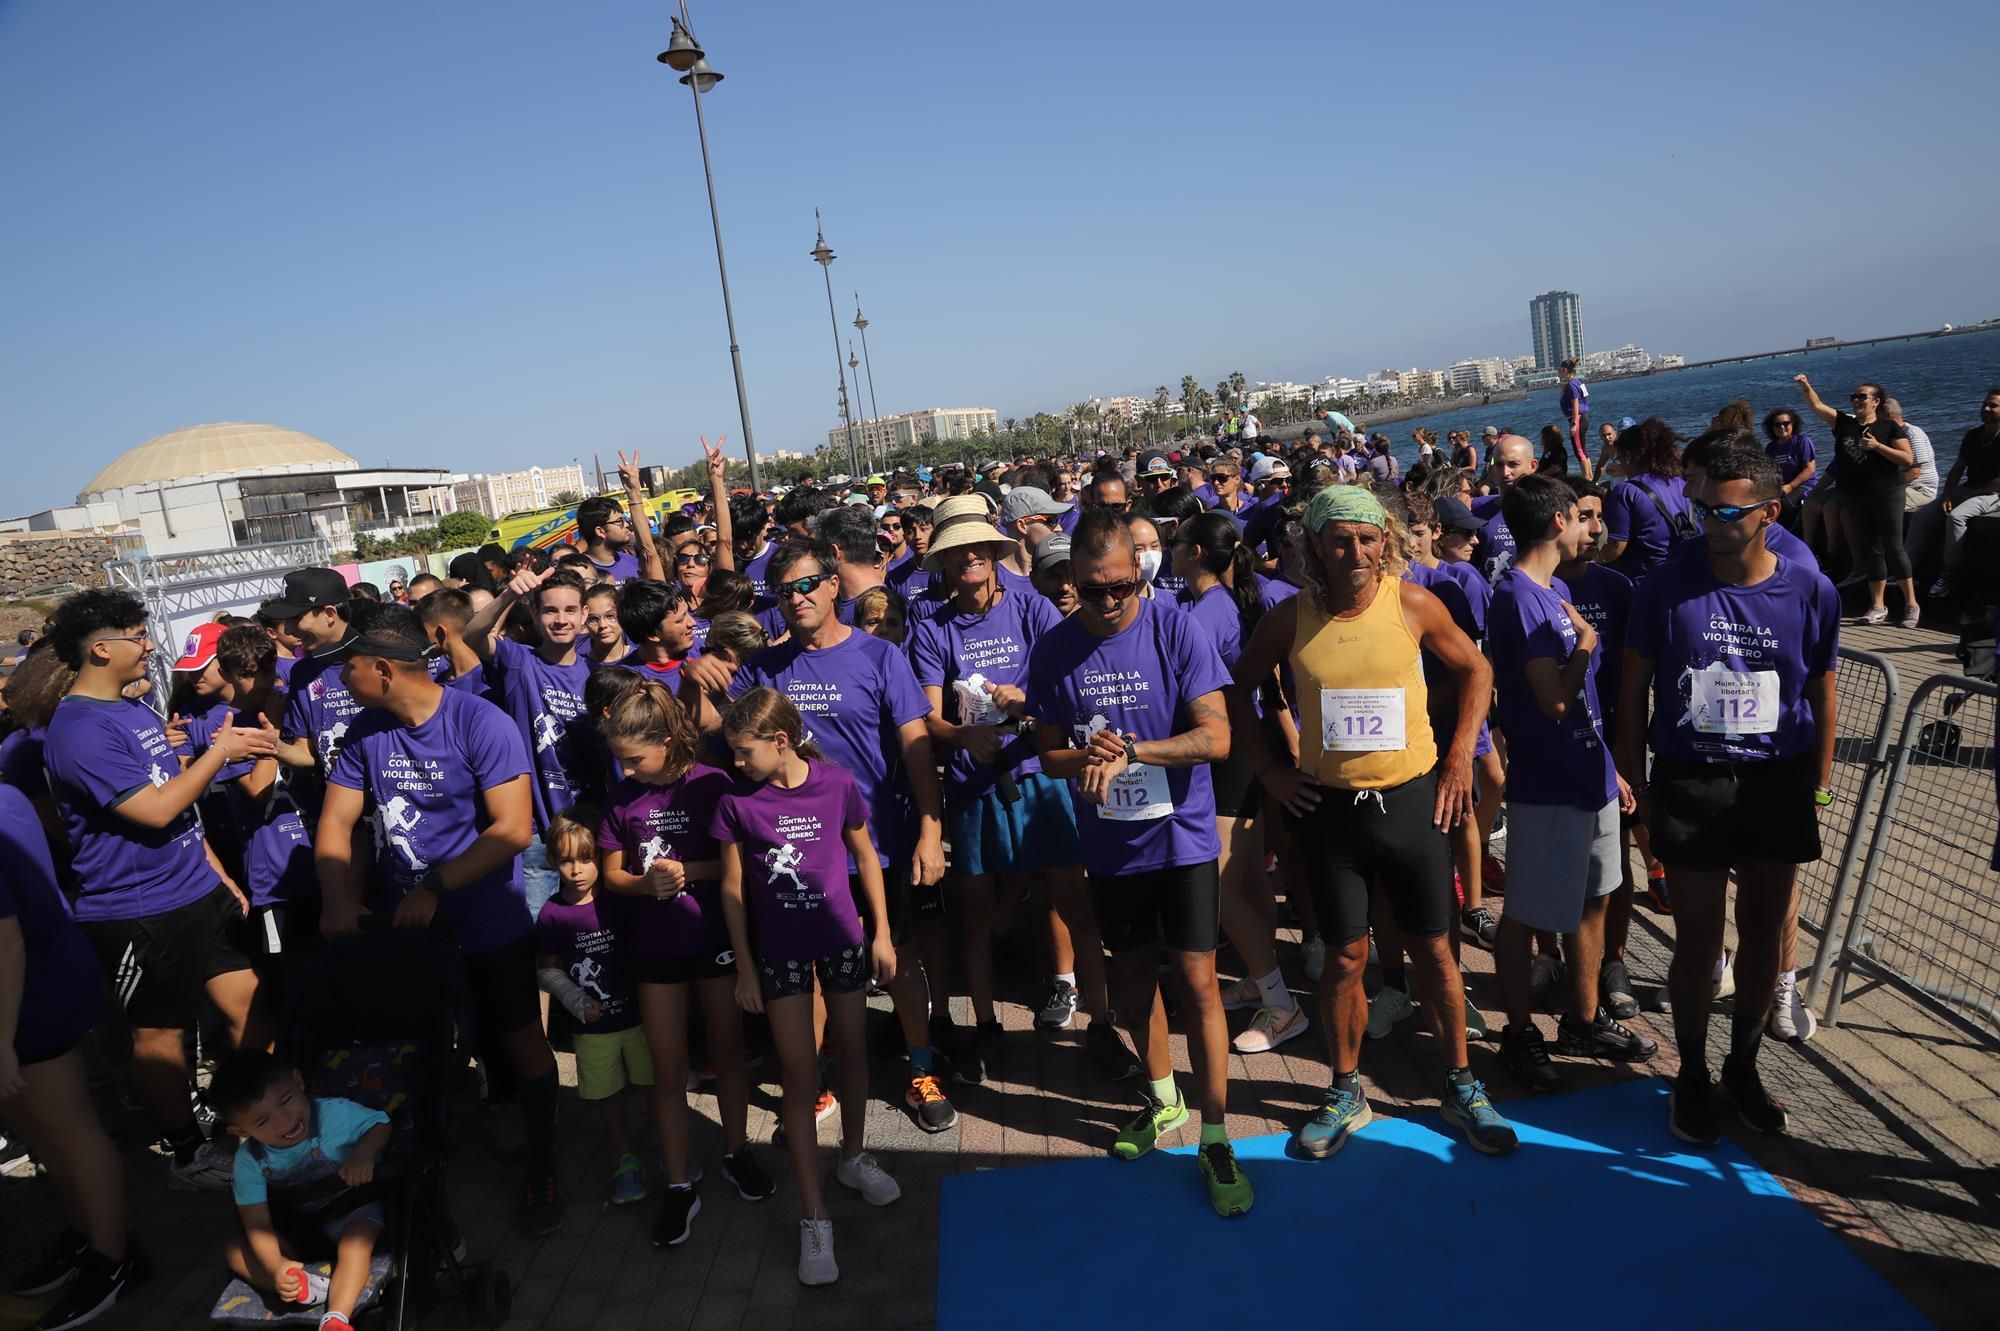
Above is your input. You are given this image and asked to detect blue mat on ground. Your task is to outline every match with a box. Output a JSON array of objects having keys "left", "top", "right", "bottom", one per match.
[{"left": 938, "top": 1080, "right": 1927, "bottom": 1330}]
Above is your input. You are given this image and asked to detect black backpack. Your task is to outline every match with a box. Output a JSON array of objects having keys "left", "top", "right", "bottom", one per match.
[{"left": 1633, "top": 477, "right": 1700, "bottom": 546}]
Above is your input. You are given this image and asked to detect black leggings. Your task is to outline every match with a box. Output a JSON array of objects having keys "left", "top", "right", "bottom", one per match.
[{"left": 1849, "top": 481, "right": 1911, "bottom": 582}]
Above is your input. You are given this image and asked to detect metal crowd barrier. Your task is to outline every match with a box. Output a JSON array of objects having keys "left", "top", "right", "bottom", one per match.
[
  {"left": 1798, "top": 647, "right": 1901, "bottom": 982},
  {"left": 1813, "top": 671, "right": 2000, "bottom": 1041}
]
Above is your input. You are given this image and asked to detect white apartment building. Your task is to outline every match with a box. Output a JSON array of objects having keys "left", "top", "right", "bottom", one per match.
[
  {"left": 451, "top": 464, "right": 588, "bottom": 519},
  {"left": 830, "top": 407, "right": 999, "bottom": 455}
]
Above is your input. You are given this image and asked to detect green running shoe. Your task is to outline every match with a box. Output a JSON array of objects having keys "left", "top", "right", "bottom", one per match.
[
  {"left": 1199, "top": 1141, "right": 1254, "bottom": 1218},
  {"left": 1111, "top": 1095, "right": 1188, "bottom": 1160},
  {"left": 1295, "top": 1080, "right": 1374, "bottom": 1158},
  {"left": 1441, "top": 1076, "right": 1519, "bottom": 1156}
]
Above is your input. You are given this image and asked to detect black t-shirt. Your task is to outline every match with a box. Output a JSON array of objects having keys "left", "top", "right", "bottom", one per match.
[
  {"left": 1832, "top": 411, "right": 1909, "bottom": 492},
  {"left": 1959, "top": 426, "right": 2000, "bottom": 490}
]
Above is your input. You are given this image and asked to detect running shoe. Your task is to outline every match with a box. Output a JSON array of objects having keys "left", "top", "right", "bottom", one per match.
[
  {"left": 0, "top": 1131, "right": 33, "bottom": 1180},
  {"left": 1037, "top": 978, "right": 1081, "bottom": 1029},
  {"left": 1768, "top": 972, "right": 1820, "bottom": 1043},
  {"left": 1529, "top": 954, "right": 1568, "bottom": 1012},
  {"left": 1481, "top": 853, "right": 1508, "bottom": 896},
  {"left": 318, "top": 1317, "right": 350, "bottom": 1331},
  {"left": 1644, "top": 866, "right": 1672, "bottom": 915},
  {"left": 1111, "top": 1095, "right": 1188, "bottom": 1160},
  {"left": 165, "top": 1137, "right": 236, "bottom": 1194},
  {"left": 609, "top": 1153, "right": 648, "bottom": 1206},
  {"left": 1721, "top": 1057, "right": 1790, "bottom": 1135},
  {"left": 1600, "top": 959, "right": 1640, "bottom": 1020},
  {"left": 798, "top": 1218, "right": 838, "bottom": 1286},
  {"left": 13, "top": 1228, "right": 87, "bottom": 1296},
  {"left": 1713, "top": 949, "right": 1736, "bottom": 1002},
  {"left": 1365, "top": 983, "right": 1414, "bottom": 1039},
  {"left": 1464, "top": 988, "right": 1490, "bottom": 1041},
  {"left": 1899, "top": 603, "right": 1922, "bottom": 629},
  {"left": 1200, "top": 1141, "right": 1254, "bottom": 1218},
  {"left": 1441, "top": 1076, "right": 1519, "bottom": 1155},
  {"left": 31, "top": 1248, "right": 144, "bottom": 1331},
  {"left": 1301, "top": 934, "right": 1326, "bottom": 982},
  {"left": 1927, "top": 575, "right": 1954, "bottom": 600},
  {"left": 1086, "top": 1020, "right": 1142, "bottom": 1082},
  {"left": 814, "top": 1090, "right": 840, "bottom": 1124},
  {"left": 1233, "top": 1003, "right": 1308, "bottom": 1054},
  {"left": 522, "top": 1173, "right": 564, "bottom": 1237},
  {"left": 904, "top": 1073, "right": 958, "bottom": 1133},
  {"left": 834, "top": 1151, "right": 901, "bottom": 1206},
  {"left": 1669, "top": 1068, "right": 1721, "bottom": 1148},
  {"left": 1858, "top": 606, "right": 1889, "bottom": 625},
  {"left": 1502, "top": 1023, "right": 1563, "bottom": 1092},
  {"left": 1294, "top": 1081, "right": 1373, "bottom": 1158},
  {"left": 722, "top": 1147, "right": 775, "bottom": 1201},
  {"left": 1555, "top": 1010, "right": 1658, "bottom": 1061},
  {"left": 650, "top": 1185, "right": 700, "bottom": 1248},
  {"left": 1219, "top": 976, "right": 1263, "bottom": 1012},
  {"left": 1460, "top": 906, "right": 1499, "bottom": 949}
]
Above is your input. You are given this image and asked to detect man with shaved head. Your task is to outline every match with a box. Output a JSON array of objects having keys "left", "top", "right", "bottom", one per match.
[{"left": 1472, "top": 434, "right": 1539, "bottom": 585}]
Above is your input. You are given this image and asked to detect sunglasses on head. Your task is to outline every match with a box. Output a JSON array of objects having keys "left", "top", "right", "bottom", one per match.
[
  {"left": 775, "top": 572, "right": 834, "bottom": 599},
  {"left": 1692, "top": 499, "right": 1768, "bottom": 524},
  {"left": 1076, "top": 579, "right": 1139, "bottom": 605}
]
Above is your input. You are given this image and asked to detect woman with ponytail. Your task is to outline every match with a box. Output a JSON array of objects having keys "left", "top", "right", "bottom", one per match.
[
  {"left": 1168, "top": 513, "right": 1307, "bottom": 1055},
  {"left": 596, "top": 679, "right": 772, "bottom": 1244}
]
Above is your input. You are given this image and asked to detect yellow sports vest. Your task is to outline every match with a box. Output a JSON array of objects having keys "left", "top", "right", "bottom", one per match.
[{"left": 1291, "top": 582, "right": 1436, "bottom": 790}]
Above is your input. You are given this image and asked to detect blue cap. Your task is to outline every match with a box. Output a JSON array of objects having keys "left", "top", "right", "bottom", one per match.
[{"left": 1618, "top": 416, "right": 1637, "bottom": 430}]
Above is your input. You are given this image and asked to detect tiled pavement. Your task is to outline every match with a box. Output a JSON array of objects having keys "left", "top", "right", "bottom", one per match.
[{"left": 5, "top": 622, "right": 1997, "bottom": 1331}]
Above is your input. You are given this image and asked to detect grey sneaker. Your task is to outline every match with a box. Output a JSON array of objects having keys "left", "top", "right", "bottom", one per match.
[
  {"left": 165, "top": 1137, "right": 236, "bottom": 1193},
  {"left": 1036, "top": 978, "right": 1080, "bottom": 1029},
  {"left": 797, "top": 1218, "right": 838, "bottom": 1286},
  {"left": 1441, "top": 1076, "right": 1519, "bottom": 1156},
  {"left": 1600, "top": 959, "right": 1640, "bottom": 1020}
]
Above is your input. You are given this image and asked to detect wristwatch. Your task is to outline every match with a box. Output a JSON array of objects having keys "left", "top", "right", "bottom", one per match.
[
  {"left": 420, "top": 869, "right": 446, "bottom": 895},
  {"left": 1813, "top": 787, "right": 1834, "bottom": 807},
  {"left": 1122, "top": 735, "right": 1141, "bottom": 767}
]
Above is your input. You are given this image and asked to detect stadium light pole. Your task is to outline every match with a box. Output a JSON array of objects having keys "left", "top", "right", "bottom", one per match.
[
  {"left": 810, "top": 211, "right": 860, "bottom": 476},
  {"left": 658, "top": 4, "right": 760, "bottom": 493}
]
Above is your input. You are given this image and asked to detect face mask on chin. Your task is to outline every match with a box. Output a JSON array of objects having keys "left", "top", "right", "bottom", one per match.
[{"left": 1137, "top": 549, "right": 1163, "bottom": 585}]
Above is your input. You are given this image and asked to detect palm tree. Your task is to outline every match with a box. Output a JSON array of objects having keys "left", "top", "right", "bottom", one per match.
[
  {"left": 1215, "top": 380, "right": 1231, "bottom": 410},
  {"left": 1180, "top": 374, "right": 1199, "bottom": 417},
  {"left": 1229, "top": 370, "right": 1247, "bottom": 404}
]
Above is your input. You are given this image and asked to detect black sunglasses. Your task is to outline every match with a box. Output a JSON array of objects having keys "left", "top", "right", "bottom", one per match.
[
  {"left": 1076, "top": 579, "right": 1139, "bottom": 605},
  {"left": 775, "top": 572, "right": 834, "bottom": 599},
  {"left": 675, "top": 551, "right": 713, "bottom": 566}
]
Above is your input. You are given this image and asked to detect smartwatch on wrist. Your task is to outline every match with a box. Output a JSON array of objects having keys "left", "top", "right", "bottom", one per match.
[
  {"left": 1122, "top": 735, "right": 1141, "bottom": 767},
  {"left": 1813, "top": 787, "right": 1834, "bottom": 807}
]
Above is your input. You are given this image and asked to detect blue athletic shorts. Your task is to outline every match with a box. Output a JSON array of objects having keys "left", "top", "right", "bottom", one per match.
[{"left": 947, "top": 773, "right": 1082, "bottom": 878}]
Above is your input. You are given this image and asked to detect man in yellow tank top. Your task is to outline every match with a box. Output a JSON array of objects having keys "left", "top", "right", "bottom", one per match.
[{"left": 1233, "top": 485, "right": 1520, "bottom": 1158}]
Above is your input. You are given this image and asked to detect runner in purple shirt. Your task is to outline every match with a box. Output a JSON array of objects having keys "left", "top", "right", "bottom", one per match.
[
  {"left": 714, "top": 688, "right": 899, "bottom": 1281},
  {"left": 1027, "top": 510, "right": 1251, "bottom": 1217},
  {"left": 1614, "top": 444, "right": 1837, "bottom": 1150},
  {"left": 576, "top": 493, "right": 644, "bottom": 582},
  {"left": 315, "top": 608, "right": 566, "bottom": 1238}
]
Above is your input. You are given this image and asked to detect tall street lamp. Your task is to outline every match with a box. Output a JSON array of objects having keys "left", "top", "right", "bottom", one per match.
[
  {"left": 852, "top": 293, "right": 883, "bottom": 469},
  {"left": 847, "top": 342, "right": 875, "bottom": 471},
  {"left": 810, "top": 210, "right": 860, "bottom": 476},
  {"left": 658, "top": 4, "right": 760, "bottom": 493}
]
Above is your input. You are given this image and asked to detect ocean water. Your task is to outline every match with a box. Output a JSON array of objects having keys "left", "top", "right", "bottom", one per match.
[{"left": 1373, "top": 326, "right": 2000, "bottom": 470}]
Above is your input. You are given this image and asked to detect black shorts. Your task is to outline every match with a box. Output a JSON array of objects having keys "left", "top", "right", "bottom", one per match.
[
  {"left": 1208, "top": 732, "right": 1262, "bottom": 821},
  {"left": 853, "top": 863, "right": 941, "bottom": 949},
  {"left": 463, "top": 936, "right": 543, "bottom": 1044},
  {"left": 247, "top": 902, "right": 321, "bottom": 960},
  {"left": 1284, "top": 768, "right": 1455, "bottom": 946},
  {"left": 1090, "top": 860, "right": 1221, "bottom": 955},
  {"left": 759, "top": 943, "right": 872, "bottom": 1003},
  {"left": 79, "top": 884, "right": 253, "bottom": 1030},
  {"left": 633, "top": 947, "right": 736, "bottom": 986},
  {"left": 1647, "top": 753, "right": 1822, "bottom": 874}
]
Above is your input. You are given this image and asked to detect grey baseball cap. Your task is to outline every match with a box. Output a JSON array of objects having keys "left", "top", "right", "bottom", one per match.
[
  {"left": 999, "top": 486, "right": 1072, "bottom": 525},
  {"left": 1032, "top": 532, "right": 1074, "bottom": 576}
]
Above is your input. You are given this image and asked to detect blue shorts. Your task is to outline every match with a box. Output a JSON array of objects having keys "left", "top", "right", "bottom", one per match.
[{"left": 947, "top": 773, "right": 1082, "bottom": 878}]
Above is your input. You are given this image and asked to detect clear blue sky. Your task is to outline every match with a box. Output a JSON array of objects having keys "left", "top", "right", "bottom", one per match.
[{"left": 3, "top": 0, "right": 1995, "bottom": 511}]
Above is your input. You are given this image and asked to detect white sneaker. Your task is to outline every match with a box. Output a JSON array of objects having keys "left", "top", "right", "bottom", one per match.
[
  {"left": 834, "top": 1150, "right": 901, "bottom": 1206},
  {"left": 166, "top": 1136, "right": 237, "bottom": 1193},
  {"left": 1301, "top": 934, "right": 1326, "bottom": 983},
  {"left": 798, "top": 1218, "right": 838, "bottom": 1286},
  {"left": 1365, "top": 984, "right": 1415, "bottom": 1039},
  {"left": 1219, "top": 977, "right": 1263, "bottom": 1012},
  {"left": 301, "top": 1269, "right": 331, "bottom": 1306},
  {"left": 1233, "top": 1003, "right": 1308, "bottom": 1054},
  {"left": 1712, "top": 949, "right": 1736, "bottom": 1002},
  {"left": 1767, "top": 973, "right": 1819, "bottom": 1043}
]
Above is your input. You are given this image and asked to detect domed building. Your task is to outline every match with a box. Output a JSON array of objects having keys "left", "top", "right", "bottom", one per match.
[{"left": 63, "top": 421, "right": 453, "bottom": 556}]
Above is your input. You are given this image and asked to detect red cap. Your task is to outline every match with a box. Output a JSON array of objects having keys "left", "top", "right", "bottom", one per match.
[{"left": 171, "top": 622, "right": 229, "bottom": 672}]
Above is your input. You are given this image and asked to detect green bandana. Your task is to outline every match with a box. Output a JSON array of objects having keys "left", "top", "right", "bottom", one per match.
[{"left": 1304, "top": 484, "right": 1387, "bottom": 532}]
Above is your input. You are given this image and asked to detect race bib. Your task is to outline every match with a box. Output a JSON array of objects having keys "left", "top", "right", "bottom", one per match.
[
  {"left": 1691, "top": 669, "right": 1780, "bottom": 736},
  {"left": 1100, "top": 761, "right": 1173, "bottom": 822},
  {"left": 1320, "top": 688, "right": 1406, "bottom": 752},
  {"left": 955, "top": 674, "right": 1003, "bottom": 727}
]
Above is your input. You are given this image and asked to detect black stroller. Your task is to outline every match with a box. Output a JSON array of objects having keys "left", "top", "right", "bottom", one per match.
[{"left": 212, "top": 921, "right": 511, "bottom": 1328}]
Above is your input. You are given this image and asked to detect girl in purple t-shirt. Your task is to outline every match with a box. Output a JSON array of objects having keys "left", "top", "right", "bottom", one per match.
[
  {"left": 596, "top": 679, "right": 770, "bottom": 1237},
  {"left": 712, "top": 688, "right": 899, "bottom": 1285}
]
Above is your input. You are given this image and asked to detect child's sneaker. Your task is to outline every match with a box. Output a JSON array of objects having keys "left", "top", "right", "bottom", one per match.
[
  {"left": 318, "top": 1315, "right": 351, "bottom": 1331},
  {"left": 609, "top": 1154, "right": 647, "bottom": 1206},
  {"left": 797, "top": 1218, "right": 838, "bottom": 1286},
  {"left": 650, "top": 1184, "right": 701, "bottom": 1248},
  {"left": 834, "top": 1150, "right": 900, "bottom": 1205},
  {"left": 721, "top": 1147, "right": 775, "bottom": 1201}
]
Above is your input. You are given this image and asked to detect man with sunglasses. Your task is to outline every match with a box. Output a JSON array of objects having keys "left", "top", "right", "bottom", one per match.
[
  {"left": 576, "top": 495, "right": 642, "bottom": 582},
  {"left": 1240, "top": 456, "right": 1291, "bottom": 558},
  {"left": 1136, "top": 453, "right": 1176, "bottom": 503},
  {"left": 44, "top": 589, "right": 278, "bottom": 1192},
  {"left": 1085, "top": 472, "right": 1131, "bottom": 515},
  {"left": 1025, "top": 511, "right": 1252, "bottom": 1217},
  {"left": 877, "top": 511, "right": 909, "bottom": 570},
  {"left": 1616, "top": 443, "right": 1838, "bottom": 1147},
  {"left": 996, "top": 486, "right": 1074, "bottom": 588}
]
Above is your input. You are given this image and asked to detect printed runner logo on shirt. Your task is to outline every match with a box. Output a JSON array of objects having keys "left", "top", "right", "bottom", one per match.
[
  {"left": 571, "top": 955, "right": 609, "bottom": 1001},
  {"left": 764, "top": 842, "right": 807, "bottom": 893},
  {"left": 639, "top": 834, "right": 667, "bottom": 872},
  {"left": 375, "top": 794, "right": 429, "bottom": 872}
]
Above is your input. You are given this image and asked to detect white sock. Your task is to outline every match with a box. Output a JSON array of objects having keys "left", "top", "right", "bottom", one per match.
[
  {"left": 1256, "top": 967, "right": 1295, "bottom": 1011},
  {"left": 1056, "top": 971, "right": 1076, "bottom": 990},
  {"left": 1713, "top": 954, "right": 1730, "bottom": 980},
  {"left": 1780, "top": 969, "right": 1796, "bottom": 986}
]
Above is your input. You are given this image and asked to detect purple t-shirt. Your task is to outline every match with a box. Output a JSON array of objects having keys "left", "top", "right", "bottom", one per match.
[
  {"left": 1470, "top": 494, "right": 1517, "bottom": 585},
  {"left": 1256, "top": 574, "right": 1300, "bottom": 614},
  {"left": 1561, "top": 562, "right": 1634, "bottom": 718},
  {"left": 0, "top": 783, "right": 101, "bottom": 1057},
  {"left": 908, "top": 588, "right": 1062, "bottom": 804},
  {"left": 1605, "top": 474, "right": 1694, "bottom": 578},
  {"left": 1628, "top": 553, "right": 1840, "bottom": 763},
  {"left": 1664, "top": 518, "right": 1811, "bottom": 568},
  {"left": 589, "top": 550, "right": 643, "bottom": 582},
  {"left": 0, "top": 726, "right": 47, "bottom": 799},
  {"left": 44, "top": 695, "right": 218, "bottom": 921},
  {"left": 1025, "top": 597, "right": 1230, "bottom": 876},
  {"left": 535, "top": 896, "right": 639, "bottom": 1033},
  {"left": 282, "top": 645, "right": 363, "bottom": 776},
  {"left": 328, "top": 687, "right": 535, "bottom": 954},
  {"left": 711, "top": 761, "right": 869, "bottom": 963},
  {"left": 887, "top": 554, "right": 935, "bottom": 601},
  {"left": 835, "top": 583, "right": 890, "bottom": 628},
  {"left": 1175, "top": 583, "right": 1243, "bottom": 671},
  {"left": 730, "top": 627, "right": 929, "bottom": 865},
  {"left": 597, "top": 766, "right": 732, "bottom": 960},
  {"left": 1767, "top": 432, "right": 1819, "bottom": 498},
  {"left": 490, "top": 637, "right": 592, "bottom": 835},
  {"left": 740, "top": 542, "right": 776, "bottom": 606},
  {"left": 1438, "top": 559, "right": 1493, "bottom": 637},
  {"left": 441, "top": 662, "right": 488, "bottom": 696},
  {"left": 1559, "top": 377, "right": 1590, "bottom": 422},
  {"left": 1489, "top": 571, "right": 1617, "bottom": 809},
  {"left": 187, "top": 702, "right": 315, "bottom": 908}
]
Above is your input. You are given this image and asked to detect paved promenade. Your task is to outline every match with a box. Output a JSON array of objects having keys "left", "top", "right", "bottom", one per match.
[{"left": 3, "top": 621, "right": 1994, "bottom": 1331}]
